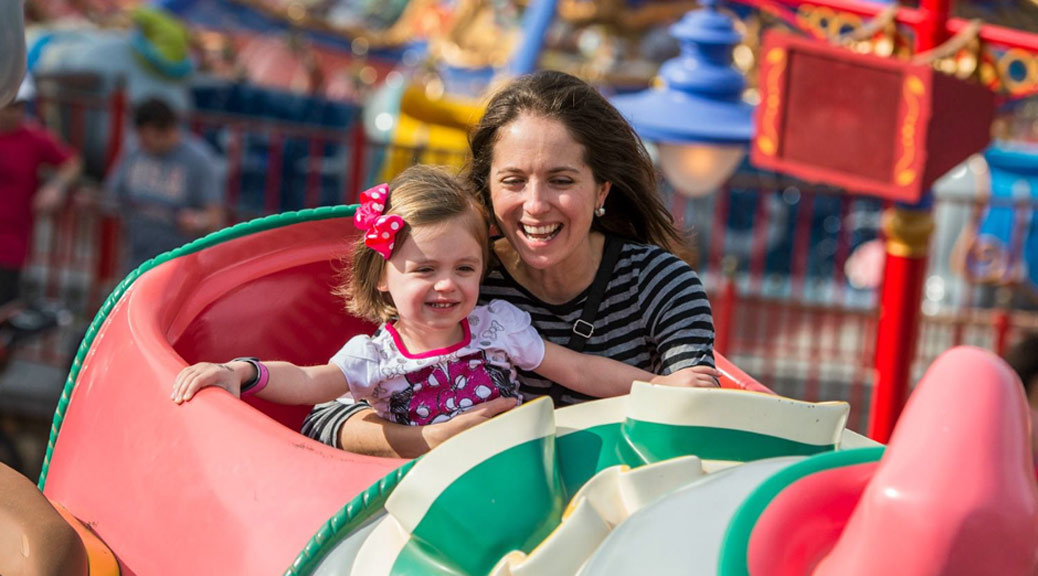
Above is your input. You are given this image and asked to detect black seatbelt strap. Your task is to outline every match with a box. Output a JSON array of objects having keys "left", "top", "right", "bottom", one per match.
[{"left": 567, "top": 235, "right": 623, "bottom": 353}]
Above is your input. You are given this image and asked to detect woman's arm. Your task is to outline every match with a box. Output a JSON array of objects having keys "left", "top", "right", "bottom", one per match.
[
  {"left": 332, "top": 396, "right": 519, "bottom": 458},
  {"left": 535, "top": 342, "right": 650, "bottom": 397},
  {"left": 639, "top": 250, "right": 716, "bottom": 372},
  {"left": 535, "top": 342, "right": 718, "bottom": 398},
  {"left": 172, "top": 360, "right": 348, "bottom": 406}
]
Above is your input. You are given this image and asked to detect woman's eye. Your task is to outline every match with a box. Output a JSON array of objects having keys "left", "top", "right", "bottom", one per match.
[{"left": 500, "top": 177, "right": 524, "bottom": 187}]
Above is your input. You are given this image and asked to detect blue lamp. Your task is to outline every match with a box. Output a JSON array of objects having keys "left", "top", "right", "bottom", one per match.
[{"left": 612, "top": 0, "right": 754, "bottom": 197}]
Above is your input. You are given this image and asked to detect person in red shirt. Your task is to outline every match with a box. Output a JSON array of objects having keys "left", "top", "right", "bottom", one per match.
[{"left": 0, "top": 76, "right": 82, "bottom": 307}]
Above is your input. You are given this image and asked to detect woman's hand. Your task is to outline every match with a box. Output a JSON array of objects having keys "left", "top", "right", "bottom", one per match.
[
  {"left": 172, "top": 361, "right": 252, "bottom": 404},
  {"left": 649, "top": 366, "right": 720, "bottom": 388}
]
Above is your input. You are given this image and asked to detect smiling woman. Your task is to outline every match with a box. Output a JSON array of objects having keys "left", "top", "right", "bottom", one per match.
[
  {"left": 303, "top": 71, "right": 718, "bottom": 456},
  {"left": 471, "top": 71, "right": 715, "bottom": 406}
]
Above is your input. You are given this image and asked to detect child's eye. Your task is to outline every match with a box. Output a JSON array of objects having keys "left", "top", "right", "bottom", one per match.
[
  {"left": 458, "top": 265, "right": 477, "bottom": 273},
  {"left": 413, "top": 267, "right": 434, "bottom": 274}
]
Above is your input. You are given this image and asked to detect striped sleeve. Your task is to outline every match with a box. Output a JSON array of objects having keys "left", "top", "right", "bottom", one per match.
[
  {"left": 635, "top": 246, "right": 715, "bottom": 372},
  {"left": 300, "top": 400, "right": 373, "bottom": 449}
]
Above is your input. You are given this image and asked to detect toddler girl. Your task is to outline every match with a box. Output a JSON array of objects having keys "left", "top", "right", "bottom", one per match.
[{"left": 172, "top": 165, "right": 667, "bottom": 426}]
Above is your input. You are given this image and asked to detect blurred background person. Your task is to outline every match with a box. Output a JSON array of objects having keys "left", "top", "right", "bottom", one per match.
[
  {"left": 103, "top": 96, "right": 224, "bottom": 273},
  {"left": 0, "top": 75, "right": 81, "bottom": 308}
]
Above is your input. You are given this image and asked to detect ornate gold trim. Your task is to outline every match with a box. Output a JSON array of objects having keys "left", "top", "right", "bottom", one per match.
[
  {"left": 757, "top": 47, "right": 787, "bottom": 157},
  {"left": 883, "top": 207, "right": 935, "bottom": 258},
  {"left": 893, "top": 75, "right": 925, "bottom": 187},
  {"left": 997, "top": 47, "right": 1038, "bottom": 95}
]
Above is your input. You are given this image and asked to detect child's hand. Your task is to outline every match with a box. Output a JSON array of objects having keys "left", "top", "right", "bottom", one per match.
[
  {"left": 650, "top": 365, "right": 721, "bottom": 388},
  {"left": 172, "top": 362, "right": 248, "bottom": 404}
]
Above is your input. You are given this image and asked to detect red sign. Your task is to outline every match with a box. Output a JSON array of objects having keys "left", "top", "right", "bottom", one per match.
[{"left": 752, "top": 31, "right": 995, "bottom": 203}]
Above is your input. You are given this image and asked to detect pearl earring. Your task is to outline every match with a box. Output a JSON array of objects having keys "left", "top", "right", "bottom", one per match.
[{"left": 595, "top": 206, "right": 605, "bottom": 217}]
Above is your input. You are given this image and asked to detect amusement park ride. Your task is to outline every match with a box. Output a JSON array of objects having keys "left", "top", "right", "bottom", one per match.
[{"left": 3, "top": 0, "right": 1038, "bottom": 575}]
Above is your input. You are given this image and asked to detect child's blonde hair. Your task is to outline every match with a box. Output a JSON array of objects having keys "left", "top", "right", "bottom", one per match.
[{"left": 339, "top": 165, "right": 490, "bottom": 323}]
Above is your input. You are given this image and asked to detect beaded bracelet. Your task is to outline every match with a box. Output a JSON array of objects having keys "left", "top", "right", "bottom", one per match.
[{"left": 233, "top": 357, "right": 269, "bottom": 398}]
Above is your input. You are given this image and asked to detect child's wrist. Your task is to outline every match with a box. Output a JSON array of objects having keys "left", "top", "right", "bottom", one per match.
[
  {"left": 231, "top": 357, "right": 269, "bottom": 397},
  {"left": 228, "top": 361, "right": 256, "bottom": 385}
]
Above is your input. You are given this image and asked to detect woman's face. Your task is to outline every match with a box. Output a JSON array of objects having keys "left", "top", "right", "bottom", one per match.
[{"left": 488, "top": 114, "right": 610, "bottom": 271}]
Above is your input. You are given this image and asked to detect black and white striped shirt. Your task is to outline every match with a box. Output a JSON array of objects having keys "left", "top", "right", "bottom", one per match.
[
  {"left": 479, "top": 238, "right": 715, "bottom": 406},
  {"left": 300, "top": 237, "right": 715, "bottom": 447}
]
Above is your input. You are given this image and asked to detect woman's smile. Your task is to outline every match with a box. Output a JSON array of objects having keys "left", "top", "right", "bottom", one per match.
[{"left": 520, "top": 222, "right": 562, "bottom": 241}]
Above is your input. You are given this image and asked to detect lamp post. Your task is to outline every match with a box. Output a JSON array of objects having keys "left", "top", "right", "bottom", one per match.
[
  {"left": 611, "top": 0, "right": 754, "bottom": 198},
  {"left": 866, "top": 0, "right": 948, "bottom": 443}
]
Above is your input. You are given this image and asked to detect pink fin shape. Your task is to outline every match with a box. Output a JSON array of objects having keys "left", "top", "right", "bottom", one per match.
[
  {"left": 748, "top": 461, "right": 879, "bottom": 575},
  {"left": 815, "top": 346, "right": 1038, "bottom": 576}
]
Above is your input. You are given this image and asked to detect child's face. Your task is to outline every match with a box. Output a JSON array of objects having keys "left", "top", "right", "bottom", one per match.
[{"left": 378, "top": 215, "right": 484, "bottom": 334}]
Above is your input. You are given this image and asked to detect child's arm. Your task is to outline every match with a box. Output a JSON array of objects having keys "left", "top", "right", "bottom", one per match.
[
  {"left": 172, "top": 360, "right": 348, "bottom": 406},
  {"left": 534, "top": 342, "right": 719, "bottom": 398}
]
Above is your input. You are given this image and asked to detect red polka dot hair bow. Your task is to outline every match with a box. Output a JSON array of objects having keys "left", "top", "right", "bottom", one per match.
[{"left": 353, "top": 183, "right": 405, "bottom": 260}]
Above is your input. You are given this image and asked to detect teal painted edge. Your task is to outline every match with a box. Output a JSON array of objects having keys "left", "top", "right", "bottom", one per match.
[
  {"left": 393, "top": 435, "right": 565, "bottom": 575},
  {"left": 717, "top": 445, "right": 886, "bottom": 575},
  {"left": 284, "top": 458, "right": 418, "bottom": 576},
  {"left": 621, "top": 420, "right": 839, "bottom": 465},
  {"left": 37, "top": 205, "right": 358, "bottom": 491}
]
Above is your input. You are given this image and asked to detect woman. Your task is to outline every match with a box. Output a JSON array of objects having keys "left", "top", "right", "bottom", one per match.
[{"left": 302, "top": 70, "right": 716, "bottom": 457}]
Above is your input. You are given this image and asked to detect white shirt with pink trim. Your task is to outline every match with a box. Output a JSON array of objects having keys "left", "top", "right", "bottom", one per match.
[{"left": 329, "top": 299, "right": 545, "bottom": 426}]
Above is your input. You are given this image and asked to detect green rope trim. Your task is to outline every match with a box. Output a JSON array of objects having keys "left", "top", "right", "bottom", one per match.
[
  {"left": 284, "top": 458, "right": 418, "bottom": 576},
  {"left": 37, "top": 205, "right": 357, "bottom": 491}
]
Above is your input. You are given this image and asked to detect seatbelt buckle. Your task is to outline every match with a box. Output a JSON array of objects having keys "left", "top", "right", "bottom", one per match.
[{"left": 572, "top": 319, "right": 594, "bottom": 339}]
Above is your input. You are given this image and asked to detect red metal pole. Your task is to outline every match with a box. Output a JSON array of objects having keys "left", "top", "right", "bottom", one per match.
[
  {"left": 916, "top": 0, "right": 950, "bottom": 53},
  {"left": 305, "top": 137, "right": 323, "bottom": 209},
  {"left": 347, "top": 119, "right": 367, "bottom": 204},
  {"left": 104, "top": 81, "right": 126, "bottom": 172},
  {"left": 225, "top": 126, "right": 243, "bottom": 223},
  {"left": 93, "top": 83, "right": 128, "bottom": 306},
  {"left": 868, "top": 210, "right": 933, "bottom": 441},
  {"left": 265, "top": 132, "right": 284, "bottom": 214},
  {"left": 708, "top": 184, "right": 731, "bottom": 288},
  {"left": 866, "top": 0, "right": 949, "bottom": 443},
  {"left": 714, "top": 258, "right": 738, "bottom": 357},
  {"left": 993, "top": 309, "right": 1011, "bottom": 358}
]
